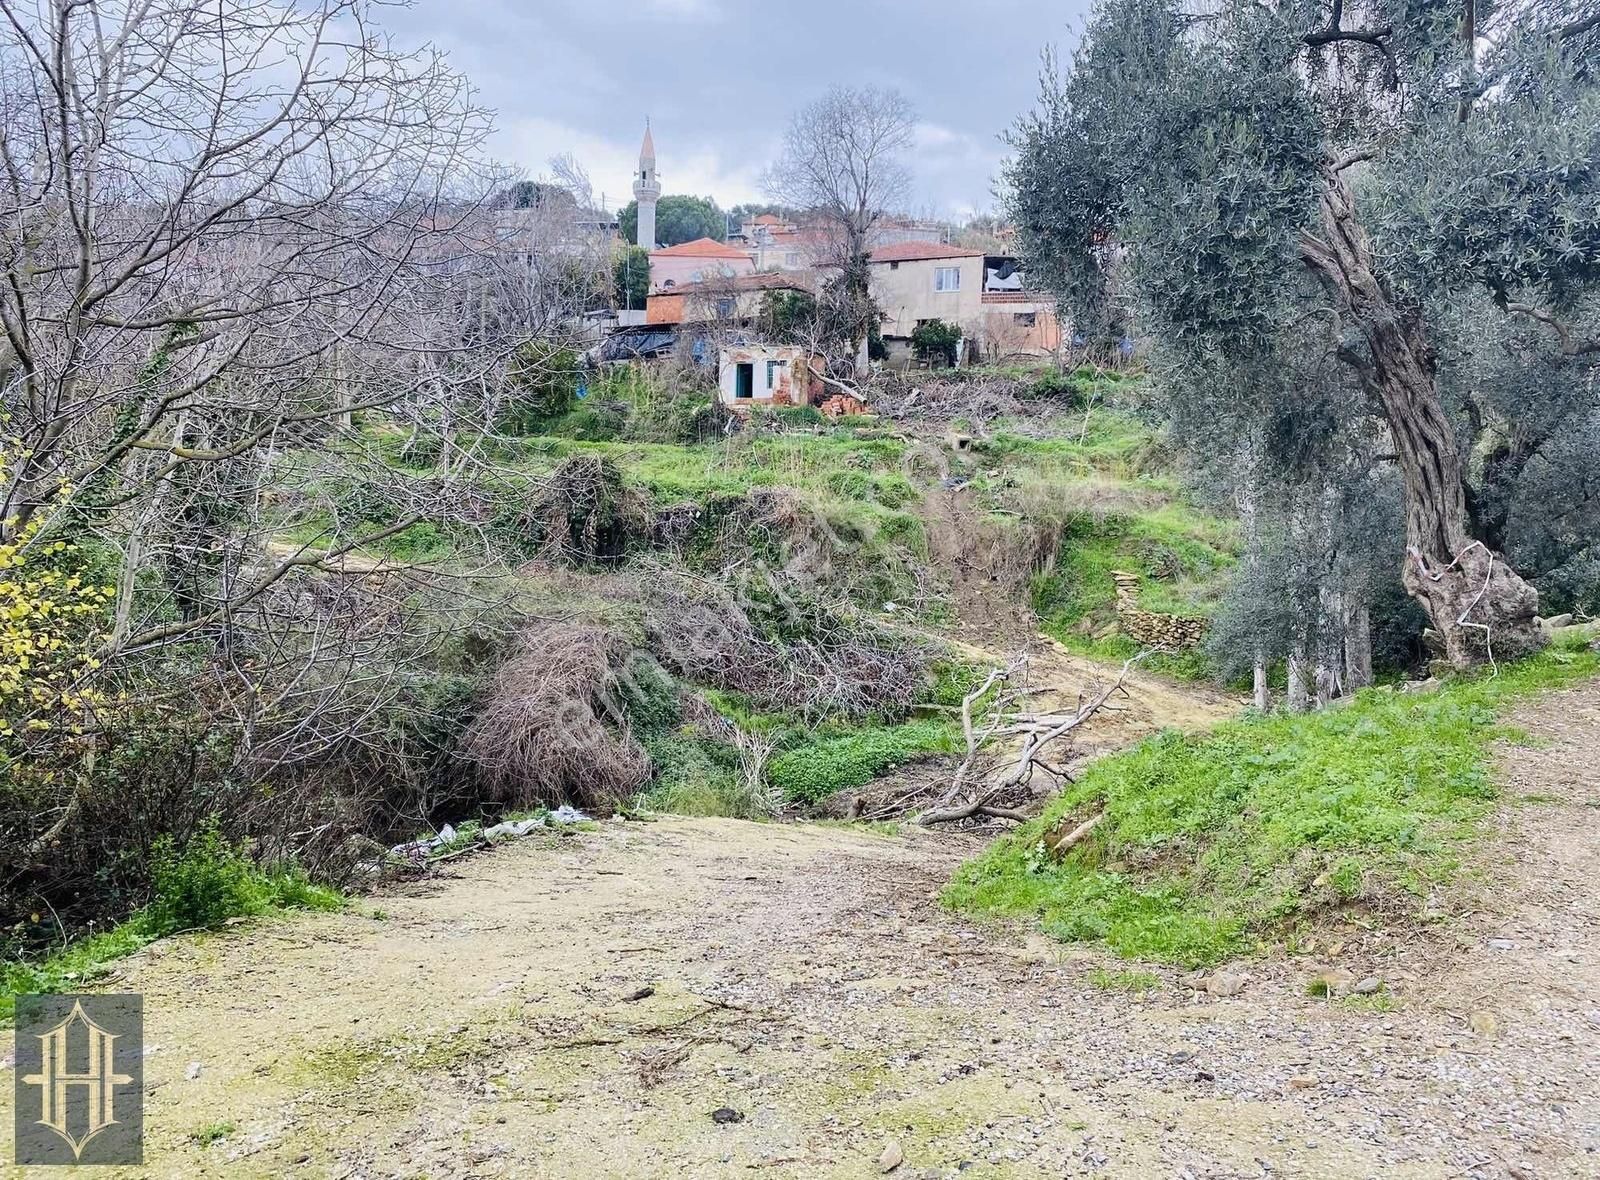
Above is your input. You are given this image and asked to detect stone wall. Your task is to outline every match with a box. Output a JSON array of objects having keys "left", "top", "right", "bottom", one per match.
[{"left": 1110, "top": 570, "right": 1209, "bottom": 651}]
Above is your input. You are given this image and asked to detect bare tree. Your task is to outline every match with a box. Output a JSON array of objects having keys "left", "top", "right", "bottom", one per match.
[
  {"left": 763, "top": 86, "right": 915, "bottom": 369},
  {"left": 0, "top": 0, "right": 504, "bottom": 657}
]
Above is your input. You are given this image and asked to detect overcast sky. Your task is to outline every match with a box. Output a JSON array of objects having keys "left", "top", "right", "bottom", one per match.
[{"left": 383, "top": 0, "right": 1092, "bottom": 221}]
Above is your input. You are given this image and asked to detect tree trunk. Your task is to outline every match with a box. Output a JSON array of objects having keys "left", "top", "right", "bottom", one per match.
[
  {"left": 1252, "top": 651, "right": 1270, "bottom": 711},
  {"left": 1287, "top": 637, "right": 1311, "bottom": 713},
  {"left": 1300, "top": 164, "right": 1544, "bottom": 668},
  {"left": 1344, "top": 600, "right": 1374, "bottom": 691},
  {"left": 1315, "top": 584, "right": 1341, "bottom": 707}
]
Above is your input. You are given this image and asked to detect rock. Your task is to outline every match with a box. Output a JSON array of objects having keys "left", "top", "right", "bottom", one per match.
[
  {"left": 1400, "top": 677, "right": 1442, "bottom": 694},
  {"left": 1488, "top": 937, "right": 1515, "bottom": 951},
  {"left": 1014, "top": 934, "right": 1054, "bottom": 964},
  {"left": 1540, "top": 612, "right": 1574, "bottom": 631},
  {"left": 1308, "top": 968, "right": 1355, "bottom": 997},
  {"left": 185, "top": 1060, "right": 202, "bottom": 1081},
  {"left": 1206, "top": 971, "right": 1247, "bottom": 997},
  {"left": 1179, "top": 970, "right": 1208, "bottom": 991},
  {"left": 1469, "top": 1010, "right": 1498, "bottom": 1037},
  {"left": 879, "top": 1140, "right": 904, "bottom": 1172},
  {"left": 622, "top": 985, "right": 654, "bottom": 1002},
  {"left": 1353, "top": 976, "right": 1382, "bottom": 996},
  {"left": 1288, "top": 1074, "right": 1318, "bottom": 1090},
  {"left": 711, "top": 1107, "right": 743, "bottom": 1125}
]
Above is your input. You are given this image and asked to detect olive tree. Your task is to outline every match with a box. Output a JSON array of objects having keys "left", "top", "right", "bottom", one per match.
[{"left": 1006, "top": 0, "right": 1600, "bottom": 667}]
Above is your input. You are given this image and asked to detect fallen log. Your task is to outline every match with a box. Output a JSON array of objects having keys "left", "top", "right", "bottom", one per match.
[{"left": 1042, "top": 811, "right": 1104, "bottom": 858}]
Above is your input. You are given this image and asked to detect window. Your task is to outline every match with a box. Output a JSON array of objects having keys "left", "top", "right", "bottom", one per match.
[
  {"left": 1013, "top": 312, "right": 1037, "bottom": 327},
  {"left": 935, "top": 266, "right": 961, "bottom": 292},
  {"left": 766, "top": 359, "right": 781, "bottom": 388},
  {"left": 715, "top": 297, "right": 735, "bottom": 317},
  {"left": 784, "top": 252, "right": 800, "bottom": 267}
]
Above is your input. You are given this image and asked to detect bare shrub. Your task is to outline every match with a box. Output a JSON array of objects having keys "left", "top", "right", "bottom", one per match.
[
  {"left": 526, "top": 456, "right": 652, "bottom": 565},
  {"left": 630, "top": 569, "right": 786, "bottom": 697},
  {"left": 462, "top": 623, "right": 652, "bottom": 811}
]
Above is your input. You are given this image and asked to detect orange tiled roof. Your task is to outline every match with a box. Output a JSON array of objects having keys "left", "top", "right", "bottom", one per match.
[
  {"left": 658, "top": 271, "right": 811, "bottom": 295},
  {"left": 868, "top": 241, "right": 985, "bottom": 264},
  {"left": 650, "top": 237, "right": 752, "bottom": 259}
]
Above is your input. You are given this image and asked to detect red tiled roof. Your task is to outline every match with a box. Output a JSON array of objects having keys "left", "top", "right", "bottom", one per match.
[
  {"left": 867, "top": 241, "right": 984, "bottom": 264},
  {"left": 754, "top": 213, "right": 783, "bottom": 225},
  {"left": 664, "top": 271, "right": 812, "bottom": 295},
  {"left": 650, "top": 237, "right": 752, "bottom": 259}
]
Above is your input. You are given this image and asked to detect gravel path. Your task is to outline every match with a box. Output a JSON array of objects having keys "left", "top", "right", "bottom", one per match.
[{"left": 4, "top": 682, "right": 1597, "bottom": 1179}]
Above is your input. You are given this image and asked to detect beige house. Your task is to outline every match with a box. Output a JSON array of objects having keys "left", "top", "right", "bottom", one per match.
[
  {"left": 977, "top": 291, "right": 1063, "bottom": 361},
  {"left": 868, "top": 242, "right": 1062, "bottom": 362},
  {"left": 867, "top": 242, "right": 985, "bottom": 348}
]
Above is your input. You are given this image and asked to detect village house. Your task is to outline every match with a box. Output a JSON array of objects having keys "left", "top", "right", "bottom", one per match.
[
  {"left": 648, "top": 237, "right": 756, "bottom": 292},
  {"left": 867, "top": 241, "right": 984, "bottom": 358},
  {"left": 717, "top": 344, "right": 818, "bottom": 408},
  {"left": 976, "top": 255, "right": 1062, "bottom": 361},
  {"left": 867, "top": 241, "right": 1061, "bottom": 363},
  {"left": 644, "top": 271, "right": 810, "bottom": 326}
]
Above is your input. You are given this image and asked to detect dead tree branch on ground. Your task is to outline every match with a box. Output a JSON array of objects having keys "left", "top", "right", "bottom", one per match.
[{"left": 917, "top": 653, "right": 1147, "bottom": 826}]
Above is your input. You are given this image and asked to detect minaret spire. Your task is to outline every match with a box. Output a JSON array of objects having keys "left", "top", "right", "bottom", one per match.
[{"left": 633, "top": 120, "right": 661, "bottom": 251}]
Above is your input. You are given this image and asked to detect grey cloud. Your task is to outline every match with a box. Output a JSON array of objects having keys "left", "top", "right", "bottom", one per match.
[{"left": 386, "top": 0, "right": 1090, "bottom": 216}]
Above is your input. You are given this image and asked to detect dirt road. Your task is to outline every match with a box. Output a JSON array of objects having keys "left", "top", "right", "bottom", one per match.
[{"left": 5, "top": 681, "right": 1599, "bottom": 1179}]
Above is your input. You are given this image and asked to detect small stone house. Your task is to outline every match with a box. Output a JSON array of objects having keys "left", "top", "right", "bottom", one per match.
[
  {"left": 717, "top": 345, "right": 867, "bottom": 416},
  {"left": 717, "top": 344, "right": 817, "bottom": 409}
]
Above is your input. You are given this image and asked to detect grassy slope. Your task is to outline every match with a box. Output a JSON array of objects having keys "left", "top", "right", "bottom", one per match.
[
  {"left": 286, "top": 370, "right": 1235, "bottom": 638},
  {"left": 282, "top": 373, "right": 1238, "bottom": 816},
  {"left": 944, "top": 645, "right": 1599, "bottom": 967},
  {"left": 2, "top": 849, "right": 342, "bottom": 1024}
]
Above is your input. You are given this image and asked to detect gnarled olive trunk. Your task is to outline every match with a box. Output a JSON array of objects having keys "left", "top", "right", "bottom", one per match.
[{"left": 1300, "top": 165, "right": 1544, "bottom": 668}]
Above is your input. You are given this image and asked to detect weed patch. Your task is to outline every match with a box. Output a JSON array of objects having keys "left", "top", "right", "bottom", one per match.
[
  {"left": 2, "top": 826, "right": 341, "bottom": 1023},
  {"left": 944, "top": 651, "right": 1598, "bottom": 966},
  {"left": 767, "top": 719, "right": 957, "bottom": 804}
]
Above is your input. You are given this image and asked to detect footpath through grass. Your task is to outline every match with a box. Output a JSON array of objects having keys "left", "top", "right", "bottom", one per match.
[{"left": 944, "top": 646, "right": 1598, "bottom": 967}]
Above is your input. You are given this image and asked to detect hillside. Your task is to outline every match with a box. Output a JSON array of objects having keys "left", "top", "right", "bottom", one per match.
[{"left": 257, "top": 362, "right": 1239, "bottom": 822}]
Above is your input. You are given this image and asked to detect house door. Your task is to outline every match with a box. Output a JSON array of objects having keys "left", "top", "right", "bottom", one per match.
[{"left": 735, "top": 362, "right": 754, "bottom": 399}]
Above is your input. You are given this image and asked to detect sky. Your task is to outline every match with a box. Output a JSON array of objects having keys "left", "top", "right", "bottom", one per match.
[{"left": 380, "top": 0, "right": 1092, "bottom": 222}]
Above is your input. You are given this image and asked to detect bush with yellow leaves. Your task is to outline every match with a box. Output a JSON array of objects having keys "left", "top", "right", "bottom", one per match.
[{"left": 0, "top": 501, "right": 114, "bottom": 738}]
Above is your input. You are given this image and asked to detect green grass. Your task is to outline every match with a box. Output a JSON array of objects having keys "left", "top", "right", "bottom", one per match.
[
  {"left": 191, "top": 1122, "right": 236, "bottom": 1146},
  {"left": 804, "top": 818, "right": 905, "bottom": 838},
  {"left": 944, "top": 650, "right": 1598, "bottom": 967},
  {"left": 767, "top": 718, "right": 958, "bottom": 804},
  {"left": 1030, "top": 508, "right": 1235, "bottom": 659},
  {"left": 1088, "top": 967, "right": 1161, "bottom": 992},
  {"left": 2, "top": 831, "right": 342, "bottom": 1024}
]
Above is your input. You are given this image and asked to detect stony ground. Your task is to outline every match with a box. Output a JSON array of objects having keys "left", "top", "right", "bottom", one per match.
[{"left": 4, "top": 680, "right": 1598, "bottom": 1180}]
